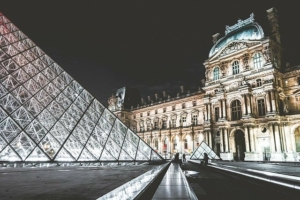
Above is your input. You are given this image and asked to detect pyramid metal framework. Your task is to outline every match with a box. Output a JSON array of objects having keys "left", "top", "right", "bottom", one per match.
[
  {"left": 190, "top": 141, "right": 221, "bottom": 160},
  {"left": 0, "top": 13, "right": 163, "bottom": 164}
]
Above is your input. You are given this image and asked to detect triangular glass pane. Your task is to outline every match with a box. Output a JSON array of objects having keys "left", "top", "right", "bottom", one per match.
[
  {"left": 25, "top": 120, "right": 47, "bottom": 143},
  {"left": 100, "top": 148, "right": 116, "bottom": 161},
  {"left": 137, "top": 140, "right": 151, "bottom": 160},
  {"left": 49, "top": 122, "right": 70, "bottom": 144},
  {"left": 79, "top": 115, "right": 96, "bottom": 133},
  {"left": 0, "top": 107, "right": 8, "bottom": 122},
  {"left": 40, "top": 134, "right": 61, "bottom": 159},
  {"left": 0, "top": 82, "right": 8, "bottom": 98},
  {"left": 109, "top": 128, "right": 124, "bottom": 146},
  {"left": 0, "top": 94, "right": 20, "bottom": 113},
  {"left": 72, "top": 124, "right": 90, "bottom": 145},
  {"left": 151, "top": 150, "right": 163, "bottom": 160},
  {"left": 122, "top": 139, "right": 137, "bottom": 159},
  {"left": 0, "top": 135, "right": 8, "bottom": 150},
  {"left": 113, "top": 119, "right": 127, "bottom": 136},
  {"left": 0, "top": 117, "right": 21, "bottom": 142},
  {"left": 47, "top": 100, "right": 64, "bottom": 119},
  {"left": 26, "top": 146, "right": 50, "bottom": 161},
  {"left": 85, "top": 135, "right": 103, "bottom": 159},
  {"left": 190, "top": 141, "right": 221, "bottom": 160},
  {"left": 126, "top": 129, "right": 139, "bottom": 148},
  {"left": 12, "top": 85, "right": 32, "bottom": 103},
  {"left": 104, "top": 137, "right": 120, "bottom": 159},
  {"left": 37, "top": 109, "right": 56, "bottom": 130},
  {"left": 78, "top": 148, "right": 97, "bottom": 161},
  {"left": 62, "top": 135, "right": 84, "bottom": 160},
  {"left": 0, "top": 146, "right": 21, "bottom": 161},
  {"left": 23, "top": 97, "right": 44, "bottom": 116},
  {"left": 92, "top": 126, "right": 109, "bottom": 147},
  {"left": 119, "top": 149, "right": 133, "bottom": 160},
  {"left": 55, "top": 147, "right": 75, "bottom": 161},
  {"left": 97, "top": 117, "right": 112, "bottom": 134},
  {"left": 11, "top": 106, "right": 33, "bottom": 128},
  {"left": 101, "top": 109, "right": 115, "bottom": 125},
  {"left": 136, "top": 150, "right": 148, "bottom": 160},
  {"left": 11, "top": 132, "right": 36, "bottom": 160}
]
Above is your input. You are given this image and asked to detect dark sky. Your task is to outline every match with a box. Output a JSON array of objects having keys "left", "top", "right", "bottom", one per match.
[{"left": 1, "top": 1, "right": 300, "bottom": 105}]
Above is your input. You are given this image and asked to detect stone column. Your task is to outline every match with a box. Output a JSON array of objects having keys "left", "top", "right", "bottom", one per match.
[
  {"left": 274, "top": 124, "right": 281, "bottom": 152},
  {"left": 246, "top": 94, "right": 252, "bottom": 115},
  {"left": 219, "top": 100, "right": 222, "bottom": 120},
  {"left": 225, "top": 128, "right": 229, "bottom": 152},
  {"left": 205, "top": 104, "right": 208, "bottom": 121},
  {"left": 220, "top": 128, "right": 224, "bottom": 152},
  {"left": 242, "top": 94, "right": 247, "bottom": 115},
  {"left": 270, "top": 90, "right": 276, "bottom": 113},
  {"left": 223, "top": 99, "right": 227, "bottom": 119},
  {"left": 207, "top": 103, "right": 211, "bottom": 121},
  {"left": 208, "top": 131, "right": 212, "bottom": 147},
  {"left": 244, "top": 126, "right": 250, "bottom": 152},
  {"left": 284, "top": 124, "right": 292, "bottom": 152},
  {"left": 250, "top": 126, "right": 256, "bottom": 152},
  {"left": 270, "top": 123, "right": 276, "bottom": 152},
  {"left": 266, "top": 91, "right": 271, "bottom": 113}
]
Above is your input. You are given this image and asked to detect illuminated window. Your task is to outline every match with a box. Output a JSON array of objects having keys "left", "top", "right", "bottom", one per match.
[
  {"left": 231, "top": 100, "right": 242, "bottom": 120},
  {"left": 257, "top": 99, "right": 266, "bottom": 116},
  {"left": 213, "top": 67, "right": 220, "bottom": 80},
  {"left": 253, "top": 53, "right": 263, "bottom": 69},
  {"left": 256, "top": 79, "right": 262, "bottom": 87},
  {"left": 232, "top": 61, "right": 239, "bottom": 75}
]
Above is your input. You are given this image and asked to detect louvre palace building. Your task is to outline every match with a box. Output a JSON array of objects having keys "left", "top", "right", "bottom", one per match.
[{"left": 108, "top": 8, "right": 300, "bottom": 162}]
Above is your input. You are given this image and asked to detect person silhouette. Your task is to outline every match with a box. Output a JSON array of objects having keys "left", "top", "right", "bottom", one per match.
[
  {"left": 203, "top": 153, "right": 209, "bottom": 166},
  {"left": 182, "top": 153, "right": 186, "bottom": 162}
]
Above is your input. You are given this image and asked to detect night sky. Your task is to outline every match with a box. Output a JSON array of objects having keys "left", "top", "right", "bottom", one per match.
[{"left": 1, "top": 1, "right": 300, "bottom": 105}]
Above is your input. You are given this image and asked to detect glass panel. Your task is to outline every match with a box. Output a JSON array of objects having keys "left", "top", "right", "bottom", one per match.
[
  {"left": 11, "top": 132, "right": 35, "bottom": 160},
  {"left": 26, "top": 146, "right": 49, "bottom": 161},
  {"left": 0, "top": 146, "right": 21, "bottom": 161}
]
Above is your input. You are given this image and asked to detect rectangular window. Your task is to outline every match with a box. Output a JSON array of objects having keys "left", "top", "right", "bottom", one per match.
[
  {"left": 182, "top": 116, "right": 186, "bottom": 122},
  {"left": 256, "top": 79, "right": 262, "bottom": 87},
  {"left": 133, "top": 114, "right": 136, "bottom": 119},
  {"left": 140, "top": 113, "right": 143, "bottom": 117},
  {"left": 147, "top": 111, "right": 150, "bottom": 116},
  {"left": 172, "top": 105, "right": 175, "bottom": 111},
  {"left": 163, "top": 107, "right": 166, "bottom": 113},
  {"left": 193, "top": 101, "right": 197, "bottom": 106},
  {"left": 172, "top": 119, "right": 176, "bottom": 127},
  {"left": 154, "top": 122, "right": 158, "bottom": 129},
  {"left": 155, "top": 110, "right": 157, "bottom": 114},
  {"left": 147, "top": 124, "right": 151, "bottom": 131},
  {"left": 192, "top": 115, "right": 198, "bottom": 125},
  {"left": 257, "top": 99, "right": 266, "bottom": 116},
  {"left": 182, "top": 103, "right": 186, "bottom": 109},
  {"left": 215, "top": 107, "right": 219, "bottom": 121},
  {"left": 162, "top": 120, "right": 167, "bottom": 129}
]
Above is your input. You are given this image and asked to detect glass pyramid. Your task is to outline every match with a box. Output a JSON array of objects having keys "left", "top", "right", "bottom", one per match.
[
  {"left": 190, "top": 141, "right": 221, "bottom": 160},
  {"left": 0, "top": 13, "right": 163, "bottom": 163}
]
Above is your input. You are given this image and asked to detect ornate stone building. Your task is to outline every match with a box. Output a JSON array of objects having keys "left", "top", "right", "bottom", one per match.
[{"left": 108, "top": 8, "right": 300, "bottom": 162}]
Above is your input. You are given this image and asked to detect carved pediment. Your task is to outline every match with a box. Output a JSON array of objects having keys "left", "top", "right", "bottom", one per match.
[{"left": 212, "top": 41, "right": 261, "bottom": 60}]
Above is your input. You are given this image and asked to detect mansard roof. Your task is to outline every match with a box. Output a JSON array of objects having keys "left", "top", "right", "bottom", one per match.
[{"left": 209, "top": 13, "right": 264, "bottom": 58}]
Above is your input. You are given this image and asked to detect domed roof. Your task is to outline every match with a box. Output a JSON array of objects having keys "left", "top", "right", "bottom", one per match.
[{"left": 209, "top": 14, "right": 264, "bottom": 58}]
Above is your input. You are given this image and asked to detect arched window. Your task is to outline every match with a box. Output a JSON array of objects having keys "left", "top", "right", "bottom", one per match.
[
  {"left": 213, "top": 67, "right": 220, "bottom": 80},
  {"left": 253, "top": 53, "right": 263, "bottom": 69},
  {"left": 231, "top": 100, "right": 242, "bottom": 120},
  {"left": 232, "top": 61, "right": 239, "bottom": 75}
]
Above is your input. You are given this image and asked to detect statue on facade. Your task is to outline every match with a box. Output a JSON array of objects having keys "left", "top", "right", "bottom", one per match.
[{"left": 108, "top": 94, "right": 117, "bottom": 111}]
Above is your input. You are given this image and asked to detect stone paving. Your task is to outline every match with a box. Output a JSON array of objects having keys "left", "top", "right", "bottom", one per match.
[{"left": 0, "top": 164, "right": 156, "bottom": 200}]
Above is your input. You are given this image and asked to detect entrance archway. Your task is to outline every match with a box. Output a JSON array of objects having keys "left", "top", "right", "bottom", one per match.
[
  {"left": 295, "top": 126, "right": 300, "bottom": 152},
  {"left": 235, "top": 130, "right": 246, "bottom": 161}
]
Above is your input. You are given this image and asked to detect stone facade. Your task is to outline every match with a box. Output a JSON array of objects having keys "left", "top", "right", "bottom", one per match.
[{"left": 109, "top": 8, "right": 300, "bottom": 162}]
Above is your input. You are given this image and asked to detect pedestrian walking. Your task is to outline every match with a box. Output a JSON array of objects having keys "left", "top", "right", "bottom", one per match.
[
  {"left": 182, "top": 153, "right": 186, "bottom": 162},
  {"left": 203, "top": 153, "right": 209, "bottom": 166}
]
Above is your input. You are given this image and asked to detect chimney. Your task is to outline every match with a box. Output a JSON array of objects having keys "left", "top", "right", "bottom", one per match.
[
  {"left": 267, "top": 7, "right": 280, "bottom": 44},
  {"left": 162, "top": 91, "right": 167, "bottom": 99}
]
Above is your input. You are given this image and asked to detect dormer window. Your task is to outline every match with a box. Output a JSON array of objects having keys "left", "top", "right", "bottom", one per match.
[
  {"left": 232, "top": 61, "right": 239, "bottom": 75},
  {"left": 253, "top": 53, "right": 263, "bottom": 69},
  {"left": 213, "top": 67, "right": 220, "bottom": 80}
]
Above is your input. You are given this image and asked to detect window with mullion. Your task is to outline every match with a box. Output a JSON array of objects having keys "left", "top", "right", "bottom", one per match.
[
  {"left": 231, "top": 100, "right": 241, "bottom": 120},
  {"left": 213, "top": 67, "right": 220, "bottom": 80},
  {"left": 257, "top": 99, "right": 266, "bottom": 116},
  {"left": 232, "top": 61, "right": 239, "bottom": 75}
]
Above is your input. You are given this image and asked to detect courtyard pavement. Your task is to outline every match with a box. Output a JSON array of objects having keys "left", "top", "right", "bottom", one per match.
[{"left": 0, "top": 164, "right": 156, "bottom": 200}]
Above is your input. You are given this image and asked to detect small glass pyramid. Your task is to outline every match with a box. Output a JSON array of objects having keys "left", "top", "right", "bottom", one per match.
[
  {"left": 190, "top": 141, "right": 220, "bottom": 160},
  {"left": 0, "top": 13, "right": 163, "bottom": 163}
]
